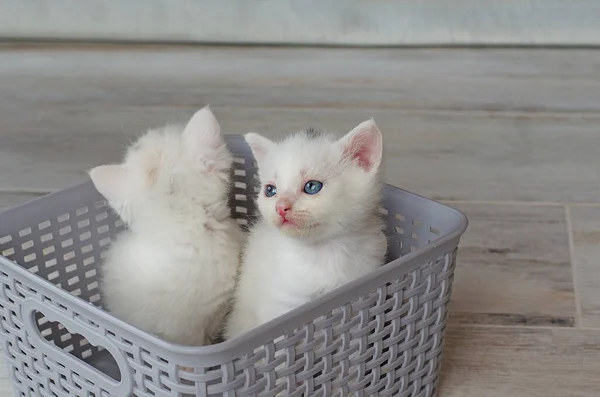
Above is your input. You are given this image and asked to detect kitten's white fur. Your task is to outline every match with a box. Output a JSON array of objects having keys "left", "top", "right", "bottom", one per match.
[
  {"left": 90, "top": 107, "right": 242, "bottom": 346},
  {"left": 226, "top": 120, "right": 387, "bottom": 339}
]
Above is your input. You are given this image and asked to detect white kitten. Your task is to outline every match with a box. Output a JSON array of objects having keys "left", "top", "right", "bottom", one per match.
[
  {"left": 226, "top": 120, "right": 387, "bottom": 339},
  {"left": 90, "top": 107, "right": 242, "bottom": 346}
]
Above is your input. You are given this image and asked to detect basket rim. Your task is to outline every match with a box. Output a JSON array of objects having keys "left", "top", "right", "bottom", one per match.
[
  {"left": 0, "top": 135, "right": 468, "bottom": 363},
  {"left": 0, "top": 182, "right": 467, "bottom": 364}
]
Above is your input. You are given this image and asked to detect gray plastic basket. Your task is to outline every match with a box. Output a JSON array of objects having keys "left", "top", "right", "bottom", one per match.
[{"left": 0, "top": 135, "right": 467, "bottom": 397}]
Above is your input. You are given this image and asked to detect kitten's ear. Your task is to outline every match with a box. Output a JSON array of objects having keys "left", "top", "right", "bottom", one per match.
[
  {"left": 89, "top": 164, "right": 131, "bottom": 203},
  {"left": 339, "top": 119, "right": 383, "bottom": 172},
  {"left": 182, "top": 106, "right": 224, "bottom": 148},
  {"left": 245, "top": 132, "right": 275, "bottom": 165}
]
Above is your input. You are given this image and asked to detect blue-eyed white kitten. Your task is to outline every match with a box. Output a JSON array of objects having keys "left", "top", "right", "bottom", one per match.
[{"left": 226, "top": 119, "right": 387, "bottom": 338}]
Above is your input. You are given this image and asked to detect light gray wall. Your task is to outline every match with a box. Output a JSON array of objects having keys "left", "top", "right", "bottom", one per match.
[{"left": 0, "top": 0, "right": 598, "bottom": 46}]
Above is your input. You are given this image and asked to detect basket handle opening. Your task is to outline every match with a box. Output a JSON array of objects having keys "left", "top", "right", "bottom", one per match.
[{"left": 21, "top": 298, "right": 133, "bottom": 395}]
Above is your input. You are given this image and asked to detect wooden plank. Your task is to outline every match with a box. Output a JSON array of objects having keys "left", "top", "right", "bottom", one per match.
[
  {"left": 1, "top": 105, "right": 600, "bottom": 203},
  {"left": 1, "top": 47, "right": 600, "bottom": 113},
  {"left": 569, "top": 206, "right": 600, "bottom": 329},
  {"left": 1, "top": 0, "right": 599, "bottom": 46},
  {"left": 448, "top": 203, "right": 574, "bottom": 327},
  {"left": 440, "top": 326, "right": 600, "bottom": 397}
]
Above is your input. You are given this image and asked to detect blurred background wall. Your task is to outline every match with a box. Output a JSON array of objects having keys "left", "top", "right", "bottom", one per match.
[{"left": 0, "top": 0, "right": 598, "bottom": 46}]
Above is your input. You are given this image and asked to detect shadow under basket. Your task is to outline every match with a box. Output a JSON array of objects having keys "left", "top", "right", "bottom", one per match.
[{"left": 0, "top": 135, "right": 467, "bottom": 397}]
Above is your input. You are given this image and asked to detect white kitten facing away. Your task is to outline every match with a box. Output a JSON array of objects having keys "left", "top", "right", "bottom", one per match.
[
  {"left": 225, "top": 120, "right": 387, "bottom": 339},
  {"left": 90, "top": 107, "right": 242, "bottom": 346}
]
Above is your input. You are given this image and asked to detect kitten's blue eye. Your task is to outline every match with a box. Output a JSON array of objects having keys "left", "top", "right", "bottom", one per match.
[
  {"left": 265, "top": 184, "right": 277, "bottom": 197},
  {"left": 303, "top": 180, "right": 323, "bottom": 195}
]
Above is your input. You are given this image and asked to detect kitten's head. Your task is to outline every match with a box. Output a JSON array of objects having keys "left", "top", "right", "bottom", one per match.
[
  {"left": 89, "top": 107, "right": 232, "bottom": 228},
  {"left": 246, "top": 119, "right": 383, "bottom": 240}
]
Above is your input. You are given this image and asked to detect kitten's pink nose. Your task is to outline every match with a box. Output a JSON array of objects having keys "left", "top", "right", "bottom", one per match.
[{"left": 276, "top": 198, "right": 293, "bottom": 218}]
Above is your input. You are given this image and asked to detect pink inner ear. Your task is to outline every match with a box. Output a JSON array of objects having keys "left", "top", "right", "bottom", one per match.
[
  {"left": 249, "top": 144, "right": 267, "bottom": 161},
  {"left": 353, "top": 145, "right": 373, "bottom": 171},
  {"left": 344, "top": 131, "right": 380, "bottom": 172}
]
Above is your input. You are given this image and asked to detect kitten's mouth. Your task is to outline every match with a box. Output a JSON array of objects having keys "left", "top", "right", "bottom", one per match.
[
  {"left": 276, "top": 217, "right": 319, "bottom": 231},
  {"left": 279, "top": 218, "right": 298, "bottom": 227}
]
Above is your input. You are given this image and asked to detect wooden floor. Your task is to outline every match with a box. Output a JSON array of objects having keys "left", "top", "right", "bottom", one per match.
[{"left": 1, "top": 44, "right": 600, "bottom": 396}]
